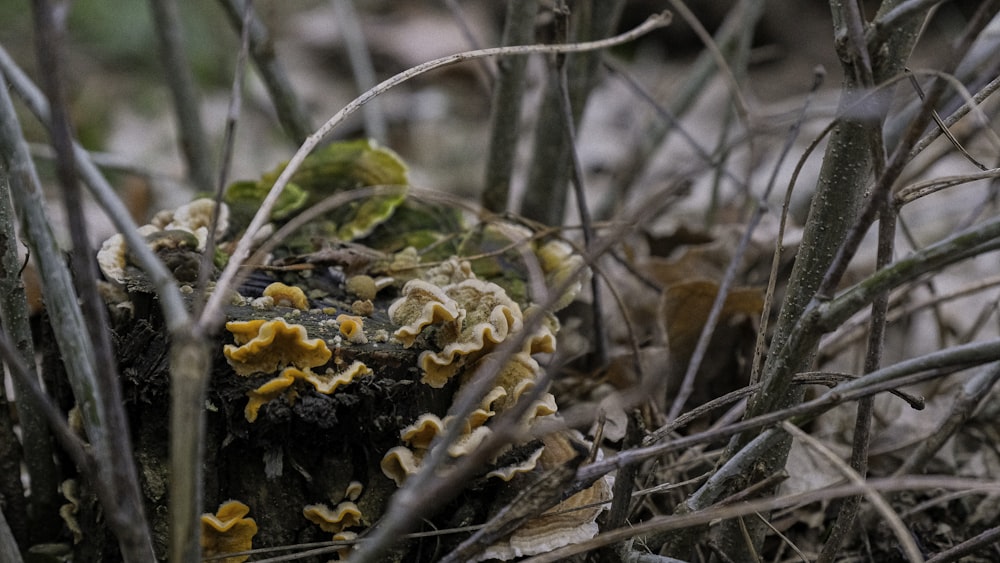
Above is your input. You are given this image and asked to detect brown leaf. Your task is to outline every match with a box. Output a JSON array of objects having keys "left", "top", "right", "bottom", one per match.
[{"left": 660, "top": 280, "right": 763, "bottom": 368}]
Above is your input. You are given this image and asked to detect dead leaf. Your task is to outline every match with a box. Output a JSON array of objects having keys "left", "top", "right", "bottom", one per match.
[
  {"left": 660, "top": 280, "right": 763, "bottom": 366},
  {"left": 659, "top": 280, "right": 763, "bottom": 411}
]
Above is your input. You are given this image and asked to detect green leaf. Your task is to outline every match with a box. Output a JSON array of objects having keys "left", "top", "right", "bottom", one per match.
[{"left": 230, "top": 139, "right": 410, "bottom": 241}]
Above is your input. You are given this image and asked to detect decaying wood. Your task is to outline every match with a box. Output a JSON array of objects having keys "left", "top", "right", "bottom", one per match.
[{"left": 103, "top": 269, "right": 528, "bottom": 561}]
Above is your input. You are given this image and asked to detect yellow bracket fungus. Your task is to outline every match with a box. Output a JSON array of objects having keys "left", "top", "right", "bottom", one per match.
[
  {"left": 485, "top": 446, "right": 545, "bottom": 482},
  {"left": 387, "top": 280, "right": 462, "bottom": 348},
  {"left": 224, "top": 318, "right": 331, "bottom": 376},
  {"left": 303, "top": 483, "right": 368, "bottom": 558},
  {"left": 446, "top": 425, "right": 492, "bottom": 457},
  {"left": 467, "top": 386, "right": 506, "bottom": 429},
  {"left": 262, "top": 282, "right": 309, "bottom": 310},
  {"left": 383, "top": 272, "right": 566, "bottom": 488},
  {"left": 333, "top": 530, "right": 358, "bottom": 559},
  {"left": 399, "top": 413, "right": 446, "bottom": 450},
  {"left": 245, "top": 361, "right": 372, "bottom": 422},
  {"left": 390, "top": 277, "right": 557, "bottom": 388},
  {"left": 58, "top": 479, "right": 83, "bottom": 545},
  {"left": 381, "top": 387, "right": 518, "bottom": 486},
  {"left": 201, "top": 500, "right": 258, "bottom": 563},
  {"left": 345, "top": 481, "right": 364, "bottom": 502},
  {"left": 534, "top": 238, "right": 588, "bottom": 311},
  {"left": 303, "top": 501, "right": 363, "bottom": 533},
  {"left": 381, "top": 446, "right": 422, "bottom": 487}
]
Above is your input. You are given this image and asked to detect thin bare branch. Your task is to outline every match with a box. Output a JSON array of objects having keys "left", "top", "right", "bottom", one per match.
[
  {"left": 901, "top": 66, "right": 1000, "bottom": 160},
  {"left": 332, "top": 0, "right": 387, "bottom": 142},
  {"left": 0, "top": 151, "right": 58, "bottom": 538},
  {"left": 521, "top": 476, "right": 1000, "bottom": 563},
  {"left": 668, "top": 68, "right": 824, "bottom": 421},
  {"left": 195, "top": 0, "right": 252, "bottom": 313},
  {"left": 22, "top": 3, "right": 155, "bottom": 556},
  {"left": 0, "top": 46, "right": 191, "bottom": 332},
  {"left": 895, "top": 167, "right": 1000, "bottom": 206},
  {"left": 835, "top": 0, "right": 875, "bottom": 88},
  {"left": 148, "top": 0, "right": 215, "bottom": 191},
  {"left": 924, "top": 523, "right": 1000, "bottom": 563},
  {"left": 0, "top": 488, "right": 23, "bottom": 563},
  {"left": 906, "top": 70, "right": 988, "bottom": 170},
  {"left": 817, "top": 214, "right": 1000, "bottom": 332},
  {"left": 872, "top": 0, "right": 949, "bottom": 40},
  {"left": 819, "top": 173, "right": 897, "bottom": 560},
  {"left": 791, "top": 423, "right": 920, "bottom": 561},
  {"left": 482, "top": 0, "right": 538, "bottom": 212},
  {"left": 896, "top": 361, "right": 1000, "bottom": 476},
  {"left": 607, "top": 0, "right": 766, "bottom": 208},
  {"left": 168, "top": 4, "right": 253, "bottom": 561},
  {"left": 586, "top": 337, "right": 1000, "bottom": 494},
  {"left": 556, "top": 40, "right": 607, "bottom": 366},
  {"left": 816, "top": 2, "right": 1000, "bottom": 302},
  {"left": 521, "top": 0, "right": 628, "bottom": 226},
  {"left": 218, "top": 0, "right": 314, "bottom": 144},
  {"left": 666, "top": 0, "right": 752, "bottom": 122}
]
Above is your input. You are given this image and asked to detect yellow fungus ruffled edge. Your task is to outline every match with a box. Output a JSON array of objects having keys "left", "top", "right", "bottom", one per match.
[
  {"left": 224, "top": 318, "right": 331, "bottom": 377},
  {"left": 262, "top": 282, "right": 309, "bottom": 310},
  {"left": 303, "top": 501, "right": 363, "bottom": 534},
  {"left": 244, "top": 361, "right": 371, "bottom": 422},
  {"left": 201, "top": 500, "right": 258, "bottom": 563}
]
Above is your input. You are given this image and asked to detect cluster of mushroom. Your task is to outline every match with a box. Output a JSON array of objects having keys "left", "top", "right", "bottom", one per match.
[
  {"left": 387, "top": 273, "right": 557, "bottom": 389},
  {"left": 303, "top": 481, "right": 366, "bottom": 560},
  {"left": 222, "top": 316, "right": 371, "bottom": 422},
  {"left": 380, "top": 382, "right": 555, "bottom": 488},
  {"left": 380, "top": 258, "right": 615, "bottom": 559},
  {"left": 380, "top": 266, "right": 559, "bottom": 482}
]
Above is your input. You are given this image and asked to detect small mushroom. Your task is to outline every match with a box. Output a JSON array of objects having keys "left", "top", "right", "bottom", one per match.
[
  {"left": 262, "top": 282, "right": 309, "bottom": 310},
  {"left": 388, "top": 279, "right": 462, "bottom": 348},
  {"left": 96, "top": 225, "right": 159, "bottom": 284},
  {"left": 400, "top": 413, "right": 446, "bottom": 450},
  {"left": 381, "top": 446, "right": 422, "bottom": 487},
  {"left": 345, "top": 274, "right": 377, "bottom": 301},
  {"left": 201, "top": 500, "right": 258, "bottom": 563},
  {"left": 336, "top": 314, "right": 368, "bottom": 344},
  {"left": 351, "top": 299, "right": 375, "bottom": 316},
  {"left": 155, "top": 198, "right": 230, "bottom": 240},
  {"left": 446, "top": 425, "right": 492, "bottom": 458},
  {"left": 224, "top": 318, "right": 331, "bottom": 376},
  {"left": 534, "top": 238, "right": 588, "bottom": 311},
  {"left": 485, "top": 446, "right": 545, "bottom": 482},
  {"left": 333, "top": 530, "right": 358, "bottom": 559},
  {"left": 345, "top": 481, "right": 364, "bottom": 502},
  {"left": 58, "top": 479, "right": 83, "bottom": 544}
]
